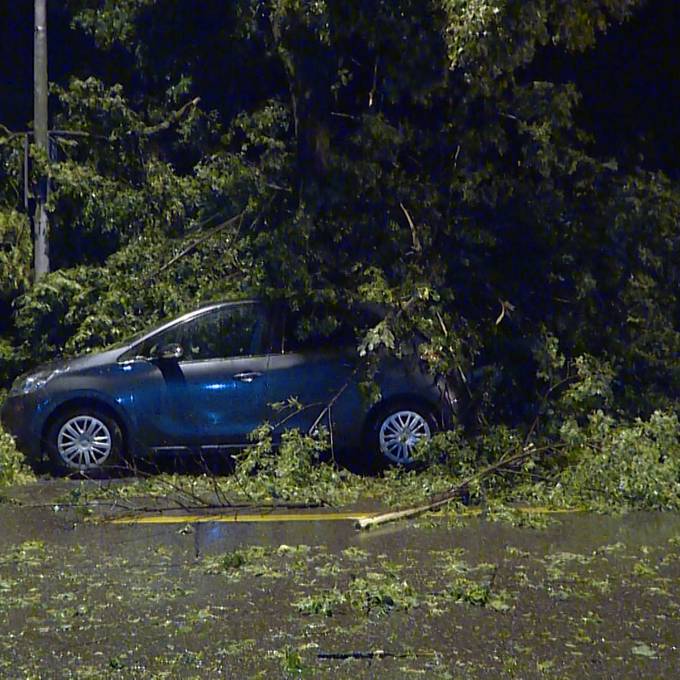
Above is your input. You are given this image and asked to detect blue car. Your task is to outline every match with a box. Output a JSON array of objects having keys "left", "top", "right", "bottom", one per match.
[{"left": 1, "top": 300, "right": 458, "bottom": 473}]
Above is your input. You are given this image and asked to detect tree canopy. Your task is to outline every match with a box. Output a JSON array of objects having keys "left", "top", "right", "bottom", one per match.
[{"left": 0, "top": 0, "right": 678, "bottom": 432}]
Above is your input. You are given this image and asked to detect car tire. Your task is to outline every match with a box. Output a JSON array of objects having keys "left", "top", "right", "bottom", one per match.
[
  {"left": 45, "top": 406, "right": 124, "bottom": 476},
  {"left": 364, "top": 400, "right": 439, "bottom": 470}
]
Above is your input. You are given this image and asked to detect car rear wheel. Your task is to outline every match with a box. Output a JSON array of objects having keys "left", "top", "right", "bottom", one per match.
[
  {"left": 365, "top": 400, "right": 438, "bottom": 469},
  {"left": 46, "top": 407, "right": 123, "bottom": 475}
]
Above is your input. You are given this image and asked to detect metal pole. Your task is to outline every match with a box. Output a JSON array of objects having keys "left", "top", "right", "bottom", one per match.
[{"left": 33, "top": 0, "right": 50, "bottom": 281}]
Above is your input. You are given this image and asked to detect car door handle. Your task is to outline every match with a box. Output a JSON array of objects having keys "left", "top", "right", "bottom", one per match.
[{"left": 233, "top": 371, "right": 263, "bottom": 383}]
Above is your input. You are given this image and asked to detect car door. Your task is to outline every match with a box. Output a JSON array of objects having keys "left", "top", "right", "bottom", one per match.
[
  {"left": 264, "top": 309, "right": 361, "bottom": 440},
  {"left": 134, "top": 302, "right": 271, "bottom": 448}
]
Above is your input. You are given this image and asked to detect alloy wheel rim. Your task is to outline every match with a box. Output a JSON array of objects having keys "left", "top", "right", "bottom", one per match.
[
  {"left": 57, "top": 416, "right": 112, "bottom": 470},
  {"left": 379, "top": 410, "right": 431, "bottom": 464}
]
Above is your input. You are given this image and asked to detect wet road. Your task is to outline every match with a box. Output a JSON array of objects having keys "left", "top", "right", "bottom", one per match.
[{"left": 1, "top": 482, "right": 679, "bottom": 678}]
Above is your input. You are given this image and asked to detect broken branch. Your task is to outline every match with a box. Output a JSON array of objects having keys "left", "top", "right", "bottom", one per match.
[
  {"left": 356, "top": 447, "right": 540, "bottom": 530},
  {"left": 399, "top": 202, "right": 422, "bottom": 253},
  {"left": 142, "top": 209, "right": 247, "bottom": 285},
  {"left": 138, "top": 97, "right": 201, "bottom": 136}
]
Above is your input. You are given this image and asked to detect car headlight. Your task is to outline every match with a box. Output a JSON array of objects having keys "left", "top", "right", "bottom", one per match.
[{"left": 9, "top": 368, "right": 67, "bottom": 396}]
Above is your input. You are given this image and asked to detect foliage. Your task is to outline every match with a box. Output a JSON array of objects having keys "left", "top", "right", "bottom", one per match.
[
  {"left": 10, "top": 224, "right": 248, "bottom": 364},
  {"left": 0, "top": 209, "right": 31, "bottom": 303},
  {"left": 346, "top": 572, "right": 419, "bottom": 616},
  {"left": 556, "top": 410, "right": 680, "bottom": 510},
  {"left": 294, "top": 588, "right": 346, "bottom": 617},
  {"left": 203, "top": 546, "right": 273, "bottom": 577},
  {"left": 447, "top": 574, "right": 510, "bottom": 611},
  {"left": 232, "top": 425, "right": 356, "bottom": 505},
  {"left": 0, "top": 425, "right": 34, "bottom": 489},
  {"left": 0, "top": 0, "right": 678, "bottom": 509},
  {"left": 294, "top": 573, "right": 418, "bottom": 618}
]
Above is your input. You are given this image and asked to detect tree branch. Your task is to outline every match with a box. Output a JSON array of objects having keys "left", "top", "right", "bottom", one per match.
[
  {"left": 399, "top": 202, "right": 422, "bottom": 253},
  {"left": 137, "top": 97, "right": 201, "bottom": 136},
  {"left": 356, "top": 447, "right": 542, "bottom": 530},
  {"left": 142, "top": 209, "right": 247, "bottom": 285}
]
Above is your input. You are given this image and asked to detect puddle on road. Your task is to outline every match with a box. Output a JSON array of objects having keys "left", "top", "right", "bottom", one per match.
[{"left": 1, "top": 489, "right": 679, "bottom": 678}]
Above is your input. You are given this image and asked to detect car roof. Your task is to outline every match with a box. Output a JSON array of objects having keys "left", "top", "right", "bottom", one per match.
[
  {"left": 119, "top": 297, "right": 387, "bottom": 359},
  {"left": 196, "top": 297, "right": 260, "bottom": 309}
]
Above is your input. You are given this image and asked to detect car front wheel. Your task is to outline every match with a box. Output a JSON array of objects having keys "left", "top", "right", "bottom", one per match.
[
  {"left": 366, "top": 401, "right": 438, "bottom": 468},
  {"left": 46, "top": 408, "right": 123, "bottom": 475}
]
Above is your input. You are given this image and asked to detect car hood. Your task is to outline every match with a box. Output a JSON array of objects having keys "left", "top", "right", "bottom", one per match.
[{"left": 17, "top": 347, "right": 125, "bottom": 380}]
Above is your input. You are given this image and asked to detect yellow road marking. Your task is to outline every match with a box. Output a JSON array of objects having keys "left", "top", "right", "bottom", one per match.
[
  {"left": 106, "top": 505, "right": 584, "bottom": 525},
  {"left": 109, "top": 511, "right": 377, "bottom": 525}
]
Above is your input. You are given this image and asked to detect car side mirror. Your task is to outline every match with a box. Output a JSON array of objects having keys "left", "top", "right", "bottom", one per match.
[{"left": 156, "top": 342, "right": 184, "bottom": 361}]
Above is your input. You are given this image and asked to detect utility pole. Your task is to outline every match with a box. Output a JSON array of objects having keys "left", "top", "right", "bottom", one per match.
[{"left": 33, "top": 0, "right": 50, "bottom": 281}]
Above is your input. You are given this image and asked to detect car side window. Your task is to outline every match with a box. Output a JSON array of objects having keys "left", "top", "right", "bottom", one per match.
[
  {"left": 281, "top": 308, "right": 381, "bottom": 354},
  {"left": 139, "top": 304, "right": 266, "bottom": 361},
  {"left": 283, "top": 319, "right": 353, "bottom": 354}
]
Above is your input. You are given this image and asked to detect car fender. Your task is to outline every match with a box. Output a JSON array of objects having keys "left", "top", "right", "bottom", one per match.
[{"left": 39, "top": 389, "right": 137, "bottom": 455}]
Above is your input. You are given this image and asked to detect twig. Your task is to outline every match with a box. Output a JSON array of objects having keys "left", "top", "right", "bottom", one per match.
[
  {"left": 368, "top": 56, "right": 379, "bottom": 109},
  {"left": 495, "top": 298, "right": 515, "bottom": 325},
  {"left": 197, "top": 450, "right": 233, "bottom": 507},
  {"left": 0, "top": 123, "right": 24, "bottom": 141},
  {"left": 435, "top": 310, "right": 448, "bottom": 337},
  {"left": 318, "top": 651, "right": 434, "bottom": 660},
  {"left": 137, "top": 97, "right": 201, "bottom": 136},
  {"left": 271, "top": 400, "right": 326, "bottom": 430},
  {"left": 307, "top": 376, "right": 355, "bottom": 435},
  {"left": 330, "top": 112, "right": 360, "bottom": 121},
  {"left": 522, "top": 372, "right": 575, "bottom": 449},
  {"left": 50, "top": 129, "right": 109, "bottom": 139},
  {"left": 110, "top": 464, "right": 216, "bottom": 509},
  {"left": 328, "top": 407, "right": 335, "bottom": 461},
  {"left": 142, "top": 210, "right": 246, "bottom": 285},
  {"left": 399, "top": 202, "right": 421, "bottom": 253}
]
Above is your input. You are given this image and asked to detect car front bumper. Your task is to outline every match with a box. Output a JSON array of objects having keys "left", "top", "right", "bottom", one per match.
[{"left": 0, "top": 393, "right": 44, "bottom": 462}]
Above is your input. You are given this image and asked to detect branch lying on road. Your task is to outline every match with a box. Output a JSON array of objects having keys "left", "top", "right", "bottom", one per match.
[
  {"left": 318, "top": 650, "right": 435, "bottom": 660},
  {"left": 356, "top": 447, "right": 546, "bottom": 530}
]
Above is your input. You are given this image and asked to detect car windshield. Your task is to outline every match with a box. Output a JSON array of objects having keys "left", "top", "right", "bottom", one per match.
[
  {"left": 110, "top": 304, "right": 235, "bottom": 353},
  {"left": 117, "top": 303, "right": 267, "bottom": 361},
  {"left": 107, "top": 327, "right": 154, "bottom": 350}
]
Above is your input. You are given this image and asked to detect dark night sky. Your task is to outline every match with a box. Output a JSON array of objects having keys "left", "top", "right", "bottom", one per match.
[
  {"left": 531, "top": 0, "right": 680, "bottom": 175},
  {"left": 1, "top": 1, "right": 679, "bottom": 176},
  {"left": 1, "top": 4, "right": 125, "bottom": 129}
]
